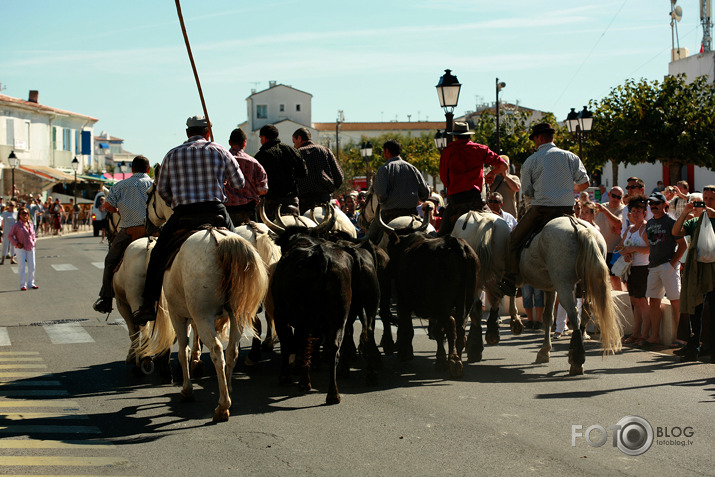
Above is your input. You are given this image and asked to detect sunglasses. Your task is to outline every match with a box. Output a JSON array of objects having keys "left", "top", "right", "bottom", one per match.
[
  {"left": 610, "top": 194, "right": 622, "bottom": 199},
  {"left": 649, "top": 201, "right": 663, "bottom": 206},
  {"left": 488, "top": 200, "right": 501, "bottom": 204},
  {"left": 19, "top": 212, "right": 29, "bottom": 215},
  {"left": 626, "top": 185, "right": 643, "bottom": 190}
]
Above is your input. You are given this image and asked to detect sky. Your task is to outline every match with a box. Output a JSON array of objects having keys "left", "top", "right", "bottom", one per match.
[{"left": 0, "top": 0, "right": 708, "bottom": 165}]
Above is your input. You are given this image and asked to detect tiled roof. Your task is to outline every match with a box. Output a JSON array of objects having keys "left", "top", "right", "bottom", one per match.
[
  {"left": 312, "top": 121, "right": 444, "bottom": 132},
  {"left": 0, "top": 94, "right": 98, "bottom": 122}
]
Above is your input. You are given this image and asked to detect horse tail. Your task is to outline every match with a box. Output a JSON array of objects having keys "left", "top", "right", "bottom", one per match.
[
  {"left": 216, "top": 233, "right": 269, "bottom": 338},
  {"left": 576, "top": 227, "right": 623, "bottom": 356},
  {"left": 132, "top": 293, "right": 176, "bottom": 361}
]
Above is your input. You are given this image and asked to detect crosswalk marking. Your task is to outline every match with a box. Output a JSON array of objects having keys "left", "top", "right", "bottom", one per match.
[
  {"left": 0, "top": 412, "right": 88, "bottom": 420},
  {"left": 0, "top": 372, "right": 47, "bottom": 379},
  {"left": 0, "top": 351, "right": 40, "bottom": 355},
  {"left": 0, "top": 389, "right": 70, "bottom": 397},
  {"left": 44, "top": 323, "right": 94, "bottom": 344},
  {"left": 50, "top": 264, "right": 79, "bottom": 271},
  {"left": 0, "top": 364, "right": 47, "bottom": 369},
  {"left": 0, "top": 357, "right": 44, "bottom": 361},
  {"left": 91, "top": 261, "right": 105, "bottom": 269},
  {"left": 0, "top": 455, "right": 127, "bottom": 466},
  {"left": 0, "top": 328, "right": 9, "bottom": 346},
  {"left": 0, "top": 400, "right": 79, "bottom": 408},
  {"left": 0, "top": 425, "right": 101, "bottom": 434},
  {"left": 0, "top": 439, "right": 114, "bottom": 449}
]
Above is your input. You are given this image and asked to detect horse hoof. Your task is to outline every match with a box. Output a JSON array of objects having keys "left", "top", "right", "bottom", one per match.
[
  {"left": 467, "top": 350, "right": 483, "bottom": 363},
  {"left": 140, "top": 358, "right": 155, "bottom": 375},
  {"left": 179, "top": 389, "right": 194, "bottom": 402},
  {"left": 448, "top": 359, "right": 464, "bottom": 379},
  {"left": 569, "top": 365, "right": 584, "bottom": 376},
  {"left": 397, "top": 346, "right": 414, "bottom": 362},
  {"left": 213, "top": 407, "right": 230, "bottom": 422},
  {"left": 326, "top": 394, "right": 341, "bottom": 405},
  {"left": 299, "top": 379, "right": 312, "bottom": 392},
  {"left": 261, "top": 340, "right": 275, "bottom": 353},
  {"left": 485, "top": 332, "right": 500, "bottom": 346},
  {"left": 535, "top": 350, "right": 550, "bottom": 364},
  {"left": 380, "top": 336, "right": 395, "bottom": 355},
  {"left": 247, "top": 348, "right": 261, "bottom": 364},
  {"left": 510, "top": 319, "right": 524, "bottom": 335},
  {"left": 190, "top": 360, "right": 204, "bottom": 378}
]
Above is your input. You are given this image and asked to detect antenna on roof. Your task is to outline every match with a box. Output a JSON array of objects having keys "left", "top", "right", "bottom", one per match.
[
  {"left": 671, "top": 0, "right": 683, "bottom": 55},
  {"left": 701, "top": 0, "right": 712, "bottom": 52}
]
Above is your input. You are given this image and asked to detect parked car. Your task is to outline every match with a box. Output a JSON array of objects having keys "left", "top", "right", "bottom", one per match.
[{"left": 91, "top": 191, "right": 106, "bottom": 237}]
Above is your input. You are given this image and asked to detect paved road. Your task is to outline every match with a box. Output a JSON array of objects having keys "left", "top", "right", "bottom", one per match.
[{"left": 0, "top": 231, "right": 713, "bottom": 476}]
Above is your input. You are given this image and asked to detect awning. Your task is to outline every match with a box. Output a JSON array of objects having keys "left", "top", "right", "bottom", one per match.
[
  {"left": 19, "top": 165, "right": 84, "bottom": 182},
  {"left": 99, "top": 143, "right": 109, "bottom": 149},
  {"left": 79, "top": 174, "right": 110, "bottom": 183}
]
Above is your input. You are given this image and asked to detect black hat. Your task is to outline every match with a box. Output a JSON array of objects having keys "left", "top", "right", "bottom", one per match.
[
  {"left": 649, "top": 191, "right": 667, "bottom": 203},
  {"left": 529, "top": 123, "right": 556, "bottom": 140}
]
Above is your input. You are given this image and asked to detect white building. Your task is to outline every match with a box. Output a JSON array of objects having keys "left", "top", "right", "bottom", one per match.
[
  {"left": 0, "top": 90, "right": 97, "bottom": 197},
  {"left": 312, "top": 121, "right": 445, "bottom": 150},
  {"left": 238, "top": 82, "right": 315, "bottom": 154}
]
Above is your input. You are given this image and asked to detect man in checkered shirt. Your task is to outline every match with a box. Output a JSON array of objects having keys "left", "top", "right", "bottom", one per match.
[
  {"left": 499, "top": 123, "right": 589, "bottom": 296},
  {"left": 133, "top": 115, "right": 245, "bottom": 326}
]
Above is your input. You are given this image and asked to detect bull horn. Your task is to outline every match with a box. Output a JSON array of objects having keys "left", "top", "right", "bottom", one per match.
[
  {"left": 275, "top": 205, "right": 289, "bottom": 229},
  {"left": 416, "top": 203, "right": 433, "bottom": 232},
  {"left": 259, "top": 200, "right": 285, "bottom": 234},
  {"left": 313, "top": 203, "right": 336, "bottom": 234},
  {"left": 309, "top": 207, "right": 316, "bottom": 222},
  {"left": 378, "top": 209, "right": 395, "bottom": 233}
]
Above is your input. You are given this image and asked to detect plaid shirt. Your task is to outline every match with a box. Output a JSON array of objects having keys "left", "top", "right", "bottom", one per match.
[
  {"left": 225, "top": 147, "right": 268, "bottom": 206},
  {"left": 105, "top": 172, "right": 153, "bottom": 228},
  {"left": 157, "top": 136, "right": 244, "bottom": 208}
]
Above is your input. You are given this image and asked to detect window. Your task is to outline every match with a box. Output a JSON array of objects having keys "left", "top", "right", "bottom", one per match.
[
  {"left": 279, "top": 104, "right": 285, "bottom": 112},
  {"left": 63, "top": 128, "right": 71, "bottom": 151},
  {"left": 256, "top": 105, "right": 267, "bottom": 119},
  {"left": 75, "top": 130, "right": 81, "bottom": 154},
  {"left": 296, "top": 104, "right": 301, "bottom": 112}
]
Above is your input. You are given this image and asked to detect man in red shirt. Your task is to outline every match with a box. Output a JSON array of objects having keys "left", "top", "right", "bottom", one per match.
[{"left": 437, "top": 122, "right": 507, "bottom": 236}]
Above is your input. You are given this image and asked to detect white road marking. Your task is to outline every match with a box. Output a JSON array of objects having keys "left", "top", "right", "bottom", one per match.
[
  {"left": 44, "top": 324, "right": 94, "bottom": 344},
  {"left": 91, "top": 262, "right": 104, "bottom": 269},
  {"left": 0, "top": 328, "right": 10, "bottom": 346},
  {"left": 50, "top": 264, "right": 79, "bottom": 271}
]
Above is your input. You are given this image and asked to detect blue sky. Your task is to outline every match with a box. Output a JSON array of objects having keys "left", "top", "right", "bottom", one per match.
[{"left": 0, "top": 0, "right": 706, "bottom": 164}]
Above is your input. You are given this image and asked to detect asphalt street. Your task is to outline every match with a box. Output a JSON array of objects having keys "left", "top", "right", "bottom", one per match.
[{"left": 0, "top": 230, "right": 713, "bottom": 476}]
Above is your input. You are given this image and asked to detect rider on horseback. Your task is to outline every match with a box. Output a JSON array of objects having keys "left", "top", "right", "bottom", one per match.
[
  {"left": 499, "top": 123, "right": 590, "bottom": 296},
  {"left": 132, "top": 115, "right": 245, "bottom": 326},
  {"left": 93, "top": 155, "right": 153, "bottom": 314}
]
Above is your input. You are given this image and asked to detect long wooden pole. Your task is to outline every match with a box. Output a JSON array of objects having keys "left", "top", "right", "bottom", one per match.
[{"left": 175, "top": 0, "right": 213, "bottom": 141}]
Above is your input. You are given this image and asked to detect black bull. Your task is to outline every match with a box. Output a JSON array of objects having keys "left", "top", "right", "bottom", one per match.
[{"left": 383, "top": 229, "right": 479, "bottom": 378}]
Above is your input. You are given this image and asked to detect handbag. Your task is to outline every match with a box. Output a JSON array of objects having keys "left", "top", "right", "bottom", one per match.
[
  {"left": 696, "top": 213, "right": 715, "bottom": 263},
  {"left": 611, "top": 255, "right": 632, "bottom": 280}
]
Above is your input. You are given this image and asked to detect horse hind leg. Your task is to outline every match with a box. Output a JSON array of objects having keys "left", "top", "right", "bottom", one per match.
[
  {"left": 174, "top": 318, "right": 194, "bottom": 403},
  {"left": 509, "top": 295, "right": 524, "bottom": 335},
  {"left": 535, "top": 292, "right": 555, "bottom": 364},
  {"left": 245, "top": 315, "right": 263, "bottom": 366},
  {"left": 466, "top": 297, "right": 484, "bottom": 362}
]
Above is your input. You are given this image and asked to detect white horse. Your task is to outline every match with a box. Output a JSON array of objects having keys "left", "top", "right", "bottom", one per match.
[
  {"left": 518, "top": 216, "right": 623, "bottom": 375},
  {"left": 135, "top": 188, "right": 269, "bottom": 422},
  {"left": 451, "top": 211, "right": 521, "bottom": 362}
]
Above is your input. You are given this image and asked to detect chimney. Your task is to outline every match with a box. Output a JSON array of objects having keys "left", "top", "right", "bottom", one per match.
[
  {"left": 28, "top": 90, "right": 39, "bottom": 103},
  {"left": 269, "top": 81, "right": 277, "bottom": 88}
]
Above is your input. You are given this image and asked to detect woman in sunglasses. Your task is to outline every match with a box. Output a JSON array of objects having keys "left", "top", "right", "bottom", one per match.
[{"left": 8, "top": 206, "right": 38, "bottom": 291}]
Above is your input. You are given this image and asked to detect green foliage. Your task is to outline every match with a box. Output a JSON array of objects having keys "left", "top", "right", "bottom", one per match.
[
  {"left": 335, "top": 132, "right": 440, "bottom": 194},
  {"left": 591, "top": 75, "right": 715, "bottom": 175}
]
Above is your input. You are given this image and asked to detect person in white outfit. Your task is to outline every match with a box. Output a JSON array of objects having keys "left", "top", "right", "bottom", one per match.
[{"left": 1, "top": 202, "right": 18, "bottom": 265}]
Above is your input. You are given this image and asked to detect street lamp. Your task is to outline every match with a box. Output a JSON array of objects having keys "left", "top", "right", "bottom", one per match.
[
  {"left": 71, "top": 157, "right": 79, "bottom": 206},
  {"left": 496, "top": 78, "right": 506, "bottom": 154},
  {"left": 434, "top": 130, "right": 447, "bottom": 151},
  {"left": 119, "top": 161, "right": 126, "bottom": 180},
  {"left": 360, "top": 141, "right": 373, "bottom": 190},
  {"left": 435, "top": 69, "right": 462, "bottom": 144},
  {"left": 565, "top": 106, "right": 594, "bottom": 158},
  {"left": 7, "top": 151, "right": 19, "bottom": 199}
]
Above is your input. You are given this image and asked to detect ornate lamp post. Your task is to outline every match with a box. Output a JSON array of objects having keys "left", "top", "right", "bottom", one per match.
[
  {"left": 71, "top": 157, "right": 79, "bottom": 206},
  {"left": 360, "top": 141, "right": 373, "bottom": 190},
  {"left": 435, "top": 69, "right": 462, "bottom": 145},
  {"left": 7, "top": 151, "right": 19, "bottom": 199},
  {"left": 565, "top": 106, "right": 593, "bottom": 158},
  {"left": 496, "top": 78, "right": 506, "bottom": 153}
]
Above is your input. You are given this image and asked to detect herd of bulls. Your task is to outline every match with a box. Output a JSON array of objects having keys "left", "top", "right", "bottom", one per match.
[{"left": 112, "top": 194, "right": 620, "bottom": 422}]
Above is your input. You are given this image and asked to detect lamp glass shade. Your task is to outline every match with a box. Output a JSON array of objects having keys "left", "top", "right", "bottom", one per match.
[
  {"left": 578, "top": 106, "right": 594, "bottom": 132},
  {"left": 71, "top": 157, "right": 79, "bottom": 171},
  {"left": 436, "top": 69, "right": 461, "bottom": 108},
  {"left": 565, "top": 108, "right": 579, "bottom": 133},
  {"left": 8, "top": 151, "right": 19, "bottom": 168}
]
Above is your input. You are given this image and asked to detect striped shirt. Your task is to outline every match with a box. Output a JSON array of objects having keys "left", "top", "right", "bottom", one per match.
[
  {"left": 521, "top": 143, "right": 589, "bottom": 207},
  {"left": 157, "top": 136, "right": 245, "bottom": 208},
  {"left": 225, "top": 147, "right": 268, "bottom": 206},
  {"left": 105, "top": 172, "right": 153, "bottom": 228}
]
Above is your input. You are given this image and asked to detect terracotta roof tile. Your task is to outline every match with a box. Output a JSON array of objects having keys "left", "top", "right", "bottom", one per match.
[{"left": 0, "top": 93, "right": 99, "bottom": 122}]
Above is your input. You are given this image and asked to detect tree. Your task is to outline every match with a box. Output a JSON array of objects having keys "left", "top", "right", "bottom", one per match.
[{"left": 590, "top": 75, "right": 715, "bottom": 183}]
